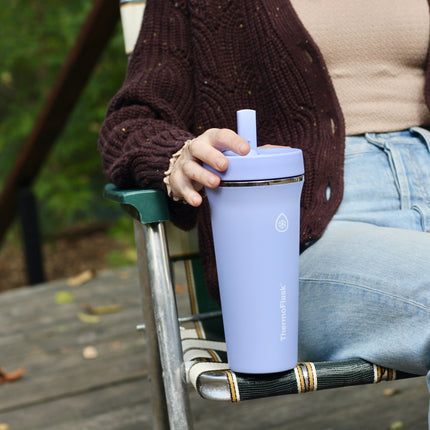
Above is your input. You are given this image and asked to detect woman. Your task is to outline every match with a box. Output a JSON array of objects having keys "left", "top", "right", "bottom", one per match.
[{"left": 99, "top": 0, "right": 430, "bottom": 423}]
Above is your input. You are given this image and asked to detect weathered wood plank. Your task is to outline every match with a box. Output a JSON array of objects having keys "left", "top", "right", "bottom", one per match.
[
  {"left": 0, "top": 267, "right": 428, "bottom": 430},
  {"left": 0, "top": 379, "right": 151, "bottom": 430}
]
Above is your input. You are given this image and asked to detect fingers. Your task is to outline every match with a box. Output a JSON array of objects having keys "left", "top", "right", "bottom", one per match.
[
  {"left": 174, "top": 172, "right": 203, "bottom": 207},
  {"left": 168, "top": 161, "right": 199, "bottom": 206},
  {"left": 167, "top": 128, "right": 250, "bottom": 206},
  {"left": 206, "top": 128, "right": 250, "bottom": 154},
  {"left": 182, "top": 159, "right": 220, "bottom": 188},
  {"left": 189, "top": 128, "right": 250, "bottom": 172},
  {"left": 169, "top": 157, "right": 220, "bottom": 207}
]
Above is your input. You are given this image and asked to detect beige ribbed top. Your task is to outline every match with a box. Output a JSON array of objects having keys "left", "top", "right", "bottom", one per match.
[{"left": 290, "top": 0, "right": 430, "bottom": 135}]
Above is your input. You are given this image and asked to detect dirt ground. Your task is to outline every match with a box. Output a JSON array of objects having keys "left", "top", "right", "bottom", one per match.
[{"left": 0, "top": 229, "right": 130, "bottom": 293}]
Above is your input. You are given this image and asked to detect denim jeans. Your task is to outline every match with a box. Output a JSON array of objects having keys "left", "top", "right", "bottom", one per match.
[{"left": 298, "top": 128, "right": 430, "bottom": 425}]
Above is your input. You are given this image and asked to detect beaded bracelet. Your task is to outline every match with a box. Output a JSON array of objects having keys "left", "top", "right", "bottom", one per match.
[{"left": 163, "top": 139, "right": 195, "bottom": 201}]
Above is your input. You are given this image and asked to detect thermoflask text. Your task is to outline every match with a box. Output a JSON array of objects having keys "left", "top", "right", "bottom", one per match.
[{"left": 205, "top": 109, "right": 304, "bottom": 373}]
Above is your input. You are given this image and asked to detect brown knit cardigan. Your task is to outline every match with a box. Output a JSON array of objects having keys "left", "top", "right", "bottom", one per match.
[{"left": 98, "top": 0, "right": 430, "bottom": 302}]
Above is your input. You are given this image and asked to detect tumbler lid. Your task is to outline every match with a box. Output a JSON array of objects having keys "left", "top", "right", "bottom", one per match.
[{"left": 207, "top": 109, "right": 304, "bottom": 181}]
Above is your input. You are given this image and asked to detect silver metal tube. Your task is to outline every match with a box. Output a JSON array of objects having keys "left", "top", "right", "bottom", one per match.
[
  {"left": 136, "top": 310, "right": 223, "bottom": 331},
  {"left": 179, "top": 310, "right": 222, "bottom": 324},
  {"left": 134, "top": 220, "right": 193, "bottom": 430}
]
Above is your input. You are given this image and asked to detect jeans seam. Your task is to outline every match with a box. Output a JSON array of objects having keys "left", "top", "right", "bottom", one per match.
[
  {"left": 365, "top": 132, "right": 411, "bottom": 209},
  {"left": 411, "top": 145, "right": 430, "bottom": 207},
  {"left": 300, "top": 277, "right": 430, "bottom": 313}
]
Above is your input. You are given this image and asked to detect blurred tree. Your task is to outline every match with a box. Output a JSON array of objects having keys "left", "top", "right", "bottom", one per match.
[{"left": 0, "top": 0, "right": 126, "bottom": 234}]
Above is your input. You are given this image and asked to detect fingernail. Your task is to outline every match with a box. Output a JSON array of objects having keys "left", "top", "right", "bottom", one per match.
[
  {"left": 239, "top": 142, "right": 249, "bottom": 154},
  {"left": 216, "top": 157, "right": 226, "bottom": 169}
]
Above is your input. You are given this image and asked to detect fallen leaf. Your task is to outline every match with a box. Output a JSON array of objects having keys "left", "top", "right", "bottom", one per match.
[
  {"left": 0, "top": 366, "right": 25, "bottom": 384},
  {"left": 108, "top": 341, "right": 122, "bottom": 350},
  {"left": 0, "top": 423, "right": 10, "bottom": 430},
  {"left": 77, "top": 312, "right": 100, "bottom": 324},
  {"left": 82, "top": 346, "right": 98, "bottom": 359},
  {"left": 118, "top": 271, "right": 131, "bottom": 280},
  {"left": 80, "top": 303, "right": 123, "bottom": 315},
  {"left": 67, "top": 269, "right": 94, "bottom": 287},
  {"left": 383, "top": 388, "right": 399, "bottom": 397},
  {"left": 390, "top": 421, "right": 404, "bottom": 430},
  {"left": 55, "top": 290, "right": 75, "bottom": 305}
]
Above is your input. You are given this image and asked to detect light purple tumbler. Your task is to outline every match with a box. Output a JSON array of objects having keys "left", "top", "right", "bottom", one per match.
[{"left": 205, "top": 109, "right": 304, "bottom": 373}]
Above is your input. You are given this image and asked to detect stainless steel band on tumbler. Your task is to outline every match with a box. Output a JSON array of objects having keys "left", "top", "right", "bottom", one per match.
[{"left": 219, "top": 175, "right": 304, "bottom": 188}]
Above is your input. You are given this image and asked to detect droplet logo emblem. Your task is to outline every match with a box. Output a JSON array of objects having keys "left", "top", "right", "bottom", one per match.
[{"left": 275, "top": 213, "right": 289, "bottom": 233}]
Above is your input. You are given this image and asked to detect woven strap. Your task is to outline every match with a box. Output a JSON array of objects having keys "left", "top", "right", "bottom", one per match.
[
  {"left": 181, "top": 328, "right": 416, "bottom": 402},
  {"left": 236, "top": 359, "right": 401, "bottom": 401}
]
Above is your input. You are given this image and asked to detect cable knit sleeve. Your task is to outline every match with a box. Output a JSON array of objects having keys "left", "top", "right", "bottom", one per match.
[{"left": 98, "top": 0, "right": 198, "bottom": 229}]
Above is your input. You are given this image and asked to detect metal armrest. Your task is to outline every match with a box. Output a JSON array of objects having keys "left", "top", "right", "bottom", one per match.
[{"left": 104, "top": 184, "right": 192, "bottom": 428}]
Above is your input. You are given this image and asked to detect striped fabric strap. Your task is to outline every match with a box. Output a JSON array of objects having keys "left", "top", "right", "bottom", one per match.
[
  {"left": 294, "top": 362, "right": 318, "bottom": 393},
  {"left": 373, "top": 364, "right": 397, "bottom": 383},
  {"left": 182, "top": 338, "right": 225, "bottom": 364}
]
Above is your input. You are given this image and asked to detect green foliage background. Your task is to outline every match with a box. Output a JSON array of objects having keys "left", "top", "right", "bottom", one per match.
[{"left": 0, "top": 0, "right": 127, "bottom": 236}]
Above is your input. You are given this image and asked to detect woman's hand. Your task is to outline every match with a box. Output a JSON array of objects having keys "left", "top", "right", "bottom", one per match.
[{"left": 165, "top": 128, "right": 250, "bottom": 206}]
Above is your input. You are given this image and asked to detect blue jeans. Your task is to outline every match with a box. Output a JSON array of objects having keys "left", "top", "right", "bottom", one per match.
[{"left": 298, "top": 128, "right": 430, "bottom": 425}]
